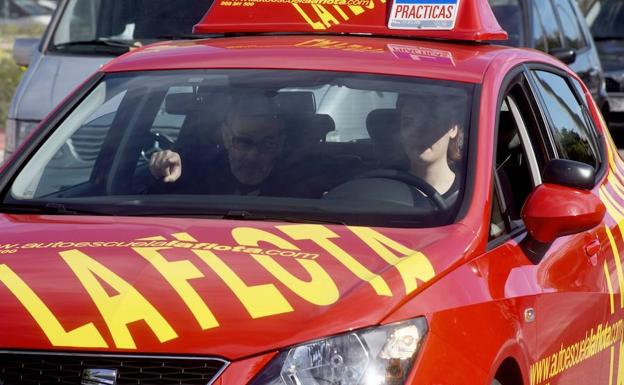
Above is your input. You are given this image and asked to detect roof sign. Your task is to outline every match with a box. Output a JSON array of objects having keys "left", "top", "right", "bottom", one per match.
[
  {"left": 194, "top": 0, "right": 507, "bottom": 41},
  {"left": 389, "top": 0, "right": 460, "bottom": 30}
]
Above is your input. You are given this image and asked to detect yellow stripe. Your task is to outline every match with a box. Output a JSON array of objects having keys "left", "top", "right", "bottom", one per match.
[
  {"left": 608, "top": 174, "right": 624, "bottom": 202},
  {"left": 609, "top": 163, "right": 624, "bottom": 188},
  {"left": 605, "top": 186, "right": 624, "bottom": 217},
  {"left": 604, "top": 260, "right": 615, "bottom": 315},
  {"left": 172, "top": 232, "right": 198, "bottom": 242},
  {"left": 610, "top": 346, "right": 614, "bottom": 385},
  {"left": 605, "top": 225, "right": 624, "bottom": 309},
  {"left": 600, "top": 188, "right": 624, "bottom": 222}
]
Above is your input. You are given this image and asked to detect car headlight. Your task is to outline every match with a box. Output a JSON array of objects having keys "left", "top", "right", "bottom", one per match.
[
  {"left": 250, "top": 318, "right": 428, "bottom": 385},
  {"left": 5, "top": 119, "right": 40, "bottom": 157}
]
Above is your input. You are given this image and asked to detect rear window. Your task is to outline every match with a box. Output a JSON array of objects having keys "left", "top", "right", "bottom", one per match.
[{"left": 5, "top": 70, "right": 474, "bottom": 228}]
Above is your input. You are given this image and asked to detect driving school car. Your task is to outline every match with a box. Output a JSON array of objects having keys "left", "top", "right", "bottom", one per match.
[{"left": 0, "top": 1, "right": 623, "bottom": 385}]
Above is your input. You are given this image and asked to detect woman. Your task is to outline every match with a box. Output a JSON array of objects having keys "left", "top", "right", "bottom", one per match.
[{"left": 396, "top": 92, "right": 466, "bottom": 202}]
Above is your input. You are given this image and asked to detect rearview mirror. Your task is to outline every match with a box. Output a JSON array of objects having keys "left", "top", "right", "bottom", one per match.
[
  {"left": 12, "top": 38, "right": 40, "bottom": 67},
  {"left": 549, "top": 48, "right": 577, "bottom": 65}
]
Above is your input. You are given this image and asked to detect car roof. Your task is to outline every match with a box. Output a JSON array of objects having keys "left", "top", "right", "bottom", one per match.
[{"left": 101, "top": 35, "right": 548, "bottom": 84}]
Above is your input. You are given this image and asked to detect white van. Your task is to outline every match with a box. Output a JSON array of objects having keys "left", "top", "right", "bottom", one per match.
[{"left": 6, "top": 0, "right": 211, "bottom": 159}]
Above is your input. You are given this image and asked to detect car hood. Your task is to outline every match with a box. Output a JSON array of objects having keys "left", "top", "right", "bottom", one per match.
[
  {"left": 15, "top": 53, "right": 113, "bottom": 121},
  {"left": 0, "top": 214, "right": 475, "bottom": 359},
  {"left": 595, "top": 40, "right": 624, "bottom": 73}
]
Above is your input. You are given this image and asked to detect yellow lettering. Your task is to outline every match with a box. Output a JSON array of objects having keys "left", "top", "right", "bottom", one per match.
[
  {"left": 349, "top": 227, "right": 434, "bottom": 294},
  {"left": 312, "top": 5, "right": 340, "bottom": 28},
  {"left": 292, "top": 4, "right": 326, "bottom": 30},
  {"left": 278, "top": 225, "right": 392, "bottom": 296},
  {"left": 232, "top": 228, "right": 339, "bottom": 306},
  {"left": 348, "top": 5, "right": 365, "bottom": 14},
  {"left": 333, "top": 5, "right": 350, "bottom": 20},
  {"left": 193, "top": 249, "right": 293, "bottom": 318},
  {"left": 134, "top": 247, "right": 219, "bottom": 330},
  {"left": 60, "top": 250, "right": 177, "bottom": 349},
  {"left": 0, "top": 264, "right": 107, "bottom": 348}
]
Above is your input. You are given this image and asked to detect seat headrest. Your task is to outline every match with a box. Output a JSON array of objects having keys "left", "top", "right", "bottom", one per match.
[
  {"left": 164, "top": 93, "right": 198, "bottom": 115},
  {"left": 304, "top": 114, "right": 335, "bottom": 142},
  {"left": 366, "top": 109, "right": 399, "bottom": 143},
  {"left": 276, "top": 91, "right": 316, "bottom": 116}
]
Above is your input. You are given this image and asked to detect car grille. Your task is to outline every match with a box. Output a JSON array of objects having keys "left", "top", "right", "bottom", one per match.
[
  {"left": 606, "top": 77, "right": 622, "bottom": 93},
  {"left": 0, "top": 352, "right": 228, "bottom": 385}
]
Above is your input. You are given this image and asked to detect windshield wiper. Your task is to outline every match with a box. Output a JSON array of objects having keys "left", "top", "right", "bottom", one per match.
[
  {"left": 0, "top": 202, "right": 112, "bottom": 216},
  {"left": 223, "top": 210, "right": 345, "bottom": 225},
  {"left": 54, "top": 39, "right": 139, "bottom": 52},
  {"left": 119, "top": 207, "right": 344, "bottom": 224}
]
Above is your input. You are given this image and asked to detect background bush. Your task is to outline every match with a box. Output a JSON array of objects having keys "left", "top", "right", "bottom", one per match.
[
  {"left": 0, "top": 23, "right": 45, "bottom": 129},
  {"left": 0, "top": 51, "right": 24, "bottom": 126}
]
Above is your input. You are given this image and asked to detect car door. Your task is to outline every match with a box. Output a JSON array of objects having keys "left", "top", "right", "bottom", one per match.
[
  {"left": 487, "top": 71, "right": 550, "bottom": 384},
  {"left": 526, "top": 66, "right": 610, "bottom": 385}
]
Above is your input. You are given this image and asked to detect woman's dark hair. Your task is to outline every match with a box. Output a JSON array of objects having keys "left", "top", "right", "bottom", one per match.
[{"left": 396, "top": 92, "right": 467, "bottom": 166}]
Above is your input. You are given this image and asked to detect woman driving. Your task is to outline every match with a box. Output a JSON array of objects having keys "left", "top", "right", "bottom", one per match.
[{"left": 397, "top": 92, "right": 466, "bottom": 202}]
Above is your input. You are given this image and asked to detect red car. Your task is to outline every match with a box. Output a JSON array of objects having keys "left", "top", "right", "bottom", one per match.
[{"left": 0, "top": 1, "right": 620, "bottom": 385}]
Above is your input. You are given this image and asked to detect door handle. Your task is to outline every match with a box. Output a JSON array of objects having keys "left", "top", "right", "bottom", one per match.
[{"left": 584, "top": 239, "right": 601, "bottom": 257}]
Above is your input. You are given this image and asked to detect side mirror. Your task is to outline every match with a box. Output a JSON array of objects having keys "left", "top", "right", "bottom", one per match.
[
  {"left": 12, "top": 38, "right": 40, "bottom": 67},
  {"left": 522, "top": 183, "right": 605, "bottom": 244},
  {"left": 549, "top": 48, "right": 577, "bottom": 65},
  {"left": 520, "top": 159, "right": 605, "bottom": 262}
]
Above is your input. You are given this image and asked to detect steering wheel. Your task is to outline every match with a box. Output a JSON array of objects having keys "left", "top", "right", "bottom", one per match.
[{"left": 354, "top": 169, "right": 448, "bottom": 211}]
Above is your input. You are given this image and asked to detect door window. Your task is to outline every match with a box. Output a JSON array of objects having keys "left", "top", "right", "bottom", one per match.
[
  {"left": 531, "top": 2, "right": 548, "bottom": 52},
  {"left": 533, "top": 0, "right": 563, "bottom": 52},
  {"left": 552, "top": 0, "right": 587, "bottom": 50},
  {"left": 531, "top": 70, "right": 599, "bottom": 168},
  {"left": 489, "top": 0, "right": 524, "bottom": 47},
  {"left": 490, "top": 79, "right": 544, "bottom": 240}
]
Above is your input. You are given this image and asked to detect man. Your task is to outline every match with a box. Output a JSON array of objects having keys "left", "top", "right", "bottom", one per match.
[{"left": 149, "top": 92, "right": 288, "bottom": 196}]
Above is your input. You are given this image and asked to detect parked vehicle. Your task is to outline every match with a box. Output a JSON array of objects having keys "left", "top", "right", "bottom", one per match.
[
  {"left": 0, "top": 0, "right": 53, "bottom": 26},
  {"left": 5, "top": 0, "right": 212, "bottom": 159},
  {"left": 584, "top": 0, "right": 624, "bottom": 134},
  {"left": 488, "top": 0, "right": 608, "bottom": 114},
  {"left": 0, "top": 1, "right": 621, "bottom": 384}
]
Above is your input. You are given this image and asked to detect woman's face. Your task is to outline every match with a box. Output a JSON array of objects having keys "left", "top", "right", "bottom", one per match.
[{"left": 399, "top": 99, "right": 458, "bottom": 165}]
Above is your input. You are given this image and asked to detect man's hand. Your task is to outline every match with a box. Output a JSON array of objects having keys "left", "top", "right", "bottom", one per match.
[{"left": 149, "top": 150, "right": 182, "bottom": 183}]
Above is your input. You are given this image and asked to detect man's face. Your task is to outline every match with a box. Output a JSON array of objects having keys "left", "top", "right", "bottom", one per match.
[
  {"left": 399, "top": 98, "right": 457, "bottom": 165},
  {"left": 221, "top": 115, "right": 284, "bottom": 186}
]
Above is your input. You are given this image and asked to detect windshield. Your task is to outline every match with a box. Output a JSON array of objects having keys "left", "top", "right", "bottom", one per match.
[
  {"left": 52, "top": 0, "right": 212, "bottom": 51},
  {"left": 5, "top": 70, "right": 474, "bottom": 227},
  {"left": 586, "top": 0, "right": 624, "bottom": 39}
]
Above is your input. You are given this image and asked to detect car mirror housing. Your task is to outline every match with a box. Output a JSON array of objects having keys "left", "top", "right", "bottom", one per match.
[
  {"left": 12, "top": 38, "right": 39, "bottom": 67},
  {"left": 542, "top": 158, "right": 595, "bottom": 190},
  {"left": 549, "top": 48, "right": 577, "bottom": 65},
  {"left": 522, "top": 183, "right": 605, "bottom": 245},
  {"left": 520, "top": 159, "right": 604, "bottom": 262}
]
